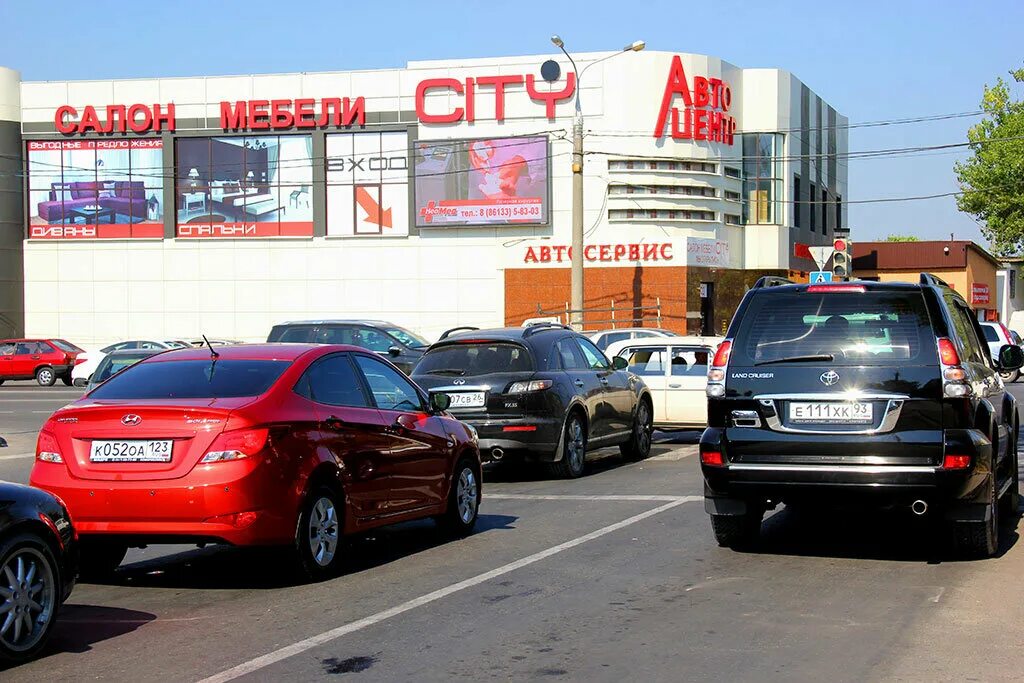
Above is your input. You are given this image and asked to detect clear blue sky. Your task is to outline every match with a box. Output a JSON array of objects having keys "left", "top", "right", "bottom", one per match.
[{"left": 3, "top": 0, "right": 1021, "bottom": 247}]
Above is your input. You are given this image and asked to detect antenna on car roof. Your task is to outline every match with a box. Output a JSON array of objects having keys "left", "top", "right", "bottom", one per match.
[{"left": 202, "top": 334, "right": 220, "bottom": 359}]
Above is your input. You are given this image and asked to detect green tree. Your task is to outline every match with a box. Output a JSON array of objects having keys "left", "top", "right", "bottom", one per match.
[
  {"left": 884, "top": 234, "right": 920, "bottom": 242},
  {"left": 955, "top": 67, "right": 1024, "bottom": 255}
]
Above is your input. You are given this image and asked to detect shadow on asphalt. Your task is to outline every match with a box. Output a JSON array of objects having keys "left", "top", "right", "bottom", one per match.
[
  {"left": 0, "top": 605, "right": 157, "bottom": 672},
  {"left": 742, "top": 504, "right": 1021, "bottom": 563},
  {"left": 484, "top": 429, "right": 701, "bottom": 483},
  {"left": 86, "top": 513, "right": 519, "bottom": 591}
]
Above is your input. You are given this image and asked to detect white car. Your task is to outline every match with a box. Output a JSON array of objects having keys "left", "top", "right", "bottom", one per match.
[
  {"left": 979, "top": 321, "right": 1020, "bottom": 383},
  {"left": 71, "top": 339, "right": 185, "bottom": 387},
  {"left": 589, "top": 327, "right": 674, "bottom": 352},
  {"left": 606, "top": 335, "right": 724, "bottom": 429}
]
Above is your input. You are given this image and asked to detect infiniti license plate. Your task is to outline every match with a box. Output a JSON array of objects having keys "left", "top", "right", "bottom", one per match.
[
  {"left": 447, "top": 392, "right": 486, "bottom": 409},
  {"left": 789, "top": 402, "right": 873, "bottom": 425},
  {"left": 90, "top": 440, "right": 173, "bottom": 463}
]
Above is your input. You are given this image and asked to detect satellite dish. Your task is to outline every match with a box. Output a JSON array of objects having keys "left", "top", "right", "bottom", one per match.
[{"left": 540, "top": 59, "right": 561, "bottom": 82}]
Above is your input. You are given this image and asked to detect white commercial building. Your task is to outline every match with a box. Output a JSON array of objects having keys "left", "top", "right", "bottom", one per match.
[{"left": 0, "top": 50, "right": 847, "bottom": 344}]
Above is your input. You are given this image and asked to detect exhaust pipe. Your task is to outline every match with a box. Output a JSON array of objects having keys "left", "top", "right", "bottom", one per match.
[
  {"left": 491, "top": 447, "right": 505, "bottom": 461},
  {"left": 911, "top": 500, "right": 928, "bottom": 516}
]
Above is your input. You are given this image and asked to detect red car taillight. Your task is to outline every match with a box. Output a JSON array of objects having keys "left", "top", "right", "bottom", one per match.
[
  {"left": 707, "top": 339, "right": 732, "bottom": 398},
  {"left": 201, "top": 427, "right": 269, "bottom": 463},
  {"left": 937, "top": 337, "right": 971, "bottom": 398},
  {"left": 942, "top": 454, "right": 971, "bottom": 470},
  {"left": 700, "top": 450, "right": 725, "bottom": 466},
  {"left": 74, "top": 357, "right": 87, "bottom": 366},
  {"left": 36, "top": 430, "right": 63, "bottom": 463}
]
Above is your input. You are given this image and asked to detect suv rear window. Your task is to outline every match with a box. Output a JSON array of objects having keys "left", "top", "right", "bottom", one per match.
[
  {"left": 733, "top": 291, "right": 936, "bottom": 366},
  {"left": 416, "top": 342, "right": 534, "bottom": 377},
  {"left": 981, "top": 325, "right": 1000, "bottom": 343},
  {"left": 88, "top": 359, "right": 290, "bottom": 399}
]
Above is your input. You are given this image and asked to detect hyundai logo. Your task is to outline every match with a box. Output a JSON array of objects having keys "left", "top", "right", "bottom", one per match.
[
  {"left": 819, "top": 370, "right": 840, "bottom": 386},
  {"left": 452, "top": 379, "right": 466, "bottom": 385},
  {"left": 121, "top": 414, "right": 142, "bottom": 426}
]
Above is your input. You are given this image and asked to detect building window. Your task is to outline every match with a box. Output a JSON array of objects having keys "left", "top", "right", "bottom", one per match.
[
  {"left": 821, "top": 188, "right": 829, "bottom": 236},
  {"left": 1010, "top": 271, "right": 1017, "bottom": 299},
  {"left": 608, "top": 209, "right": 714, "bottom": 222},
  {"left": 725, "top": 190, "right": 740, "bottom": 202},
  {"left": 724, "top": 166, "right": 741, "bottom": 178},
  {"left": 725, "top": 214, "right": 741, "bottom": 225},
  {"left": 741, "top": 133, "right": 784, "bottom": 225},
  {"left": 609, "top": 184, "right": 716, "bottom": 197},
  {"left": 608, "top": 159, "right": 718, "bottom": 174},
  {"left": 809, "top": 181, "right": 817, "bottom": 233},
  {"left": 793, "top": 175, "right": 802, "bottom": 228}
]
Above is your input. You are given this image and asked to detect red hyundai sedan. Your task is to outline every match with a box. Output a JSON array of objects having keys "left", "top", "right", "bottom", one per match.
[{"left": 30, "top": 344, "right": 481, "bottom": 579}]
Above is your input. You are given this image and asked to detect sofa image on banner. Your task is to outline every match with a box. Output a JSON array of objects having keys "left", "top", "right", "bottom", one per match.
[{"left": 26, "top": 139, "right": 165, "bottom": 240}]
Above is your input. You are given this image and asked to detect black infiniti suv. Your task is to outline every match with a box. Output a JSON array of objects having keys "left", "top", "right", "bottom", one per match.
[
  {"left": 412, "top": 324, "right": 654, "bottom": 478},
  {"left": 701, "top": 274, "right": 1024, "bottom": 557}
]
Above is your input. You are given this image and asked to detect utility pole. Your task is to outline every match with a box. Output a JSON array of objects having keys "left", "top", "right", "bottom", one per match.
[{"left": 550, "top": 36, "right": 644, "bottom": 330}]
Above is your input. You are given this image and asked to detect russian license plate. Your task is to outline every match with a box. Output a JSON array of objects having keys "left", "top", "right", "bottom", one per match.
[
  {"left": 447, "top": 392, "right": 486, "bottom": 409},
  {"left": 90, "top": 440, "right": 173, "bottom": 463},
  {"left": 789, "top": 402, "right": 873, "bottom": 424}
]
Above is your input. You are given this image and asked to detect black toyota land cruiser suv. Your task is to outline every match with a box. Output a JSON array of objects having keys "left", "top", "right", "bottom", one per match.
[{"left": 701, "top": 274, "right": 1024, "bottom": 557}]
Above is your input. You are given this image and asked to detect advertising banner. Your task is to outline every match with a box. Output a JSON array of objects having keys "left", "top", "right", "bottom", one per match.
[
  {"left": 414, "top": 136, "right": 549, "bottom": 227},
  {"left": 325, "top": 131, "right": 410, "bottom": 237},
  {"left": 26, "top": 139, "right": 164, "bottom": 240},
  {"left": 971, "top": 283, "right": 991, "bottom": 306},
  {"left": 174, "top": 135, "right": 314, "bottom": 239}
]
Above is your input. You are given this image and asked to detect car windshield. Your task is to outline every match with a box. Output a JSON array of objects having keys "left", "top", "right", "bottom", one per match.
[
  {"left": 733, "top": 291, "right": 936, "bottom": 366},
  {"left": 51, "top": 339, "right": 82, "bottom": 353},
  {"left": 417, "top": 342, "right": 534, "bottom": 376},
  {"left": 92, "top": 352, "right": 156, "bottom": 384},
  {"left": 88, "top": 359, "right": 291, "bottom": 399},
  {"left": 384, "top": 326, "right": 428, "bottom": 348}
]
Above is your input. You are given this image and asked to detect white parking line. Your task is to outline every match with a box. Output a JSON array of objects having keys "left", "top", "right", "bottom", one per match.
[
  {"left": 197, "top": 496, "right": 700, "bottom": 683},
  {"left": 0, "top": 452, "right": 33, "bottom": 461},
  {"left": 486, "top": 494, "right": 688, "bottom": 502}
]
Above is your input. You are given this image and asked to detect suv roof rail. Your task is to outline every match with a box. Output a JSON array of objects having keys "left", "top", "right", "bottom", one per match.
[
  {"left": 523, "top": 322, "right": 573, "bottom": 337},
  {"left": 438, "top": 326, "right": 479, "bottom": 341},
  {"left": 752, "top": 276, "right": 794, "bottom": 289},
  {"left": 919, "top": 272, "right": 950, "bottom": 288}
]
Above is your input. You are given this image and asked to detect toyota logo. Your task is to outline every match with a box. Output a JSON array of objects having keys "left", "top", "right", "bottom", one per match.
[
  {"left": 819, "top": 370, "right": 840, "bottom": 386},
  {"left": 121, "top": 414, "right": 142, "bottom": 426},
  {"left": 452, "top": 379, "right": 466, "bottom": 385}
]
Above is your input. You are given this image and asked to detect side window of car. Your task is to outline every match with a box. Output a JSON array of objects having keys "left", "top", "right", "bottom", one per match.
[
  {"left": 37, "top": 341, "right": 56, "bottom": 354},
  {"left": 671, "top": 346, "right": 711, "bottom": 376},
  {"left": 963, "top": 309, "right": 996, "bottom": 367},
  {"left": 317, "top": 326, "right": 352, "bottom": 344},
  {"left": 625, "top": 347, "right": 668, "bottom": 376},
  {"left": 0, "top": 343, "right": 15, "bottom": 356},
  {"left": 277, "top": 326, "right": 316, "bottom": 343},
  {"left": 138, "top": 341, "right": 163, "bottom": 350},
  {"left": 15, "top": 343, "right": 34, "bottom": 355},
  {"left": 298, "top": 354, "right": 371, "bottom": 407},
  {"left": 952, "top": 303, "right": 986, "bottom": 364},
  {"left": 598, "top": 331, "right": 630, "bottom": 350},
  {"left": 554, "top": 338, "right": 586, "bottom": 370},
  {"left": 576, "top": 337, "right": 611, "bottom": 370},
  {"left": 358, "top": 328, "right": 396, "bottom": 353},
  {"left": 352, "top": 355, "right": 424, "bottom": 412}
]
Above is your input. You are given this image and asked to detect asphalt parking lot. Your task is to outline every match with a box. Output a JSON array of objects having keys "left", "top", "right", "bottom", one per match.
[{"left": 2, "top": 382, "right": 1024, "bottom": 681}]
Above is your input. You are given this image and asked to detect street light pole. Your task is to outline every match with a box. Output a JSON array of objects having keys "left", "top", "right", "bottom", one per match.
[{"left": 551, "top": 37, "right": 645, "bottom": 330}]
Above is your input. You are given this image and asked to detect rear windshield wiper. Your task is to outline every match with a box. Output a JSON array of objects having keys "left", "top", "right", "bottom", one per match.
[
  {"left": 755, "top": 353, "right": 835, "bottom": 366},
  {"left": 426, "top": 368, "right": 467, "bottom": 376}
]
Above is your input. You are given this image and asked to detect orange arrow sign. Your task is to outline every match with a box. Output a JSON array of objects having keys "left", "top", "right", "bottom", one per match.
[{"left": 355, "top": 186, "right": 392, "bottom": 229}]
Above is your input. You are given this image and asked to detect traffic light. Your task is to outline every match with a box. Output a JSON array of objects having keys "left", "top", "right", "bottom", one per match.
[{"left": 832, "top": 238, "right": 850, "bottom": 279}]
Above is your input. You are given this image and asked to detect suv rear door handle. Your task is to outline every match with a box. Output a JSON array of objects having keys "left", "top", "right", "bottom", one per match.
[
  {"left": 600, "top": 377, "right": 609, "bottom": 385},
  {"left": 324, "top": 415, "right": 345, "bottom": 430},
  {"left": 669, "top": 383, "right": 682, "bottom": 388},
  {"left": 574, "top": 379, "right": 585, "bottom": 388}
]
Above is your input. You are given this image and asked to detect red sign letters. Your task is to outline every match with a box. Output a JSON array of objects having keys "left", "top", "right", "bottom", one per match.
[{"left": 653, "top": 55, "right": 736, "bottom": 145}]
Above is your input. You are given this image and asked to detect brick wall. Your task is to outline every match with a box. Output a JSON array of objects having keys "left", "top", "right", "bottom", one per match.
[{"left": 504, "top": 265, "right": 689, "bottom": 333}]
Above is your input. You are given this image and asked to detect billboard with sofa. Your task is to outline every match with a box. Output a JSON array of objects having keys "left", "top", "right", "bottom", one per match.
[
  {"left": 413, "top": 136, "right": 549, "bottom": 228},
  {"left": 175, "top": 135, "right": 313, "bottom": 238},
  {"left": 26, "top": 139, "right": 165, "bottom": 239}
]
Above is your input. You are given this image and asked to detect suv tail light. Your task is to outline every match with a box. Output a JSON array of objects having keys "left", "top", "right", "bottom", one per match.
[
  {"left": 941, "top": 454, "right": 971, "bottom": 470},
  {"left": 507, "top": 379, "right": 553, "bottom": 394},
  {"left": 707, "top": 339, "right": 732, "bottom": 398},
  {"left": 937, "top": 338, "right": 971, "bottom": 398},
  {"left": 201, "top": 427, "right": 269, "bottom": 463},
  {"left": 36, "top": 430, "right": 63, "bottom": 463}
]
